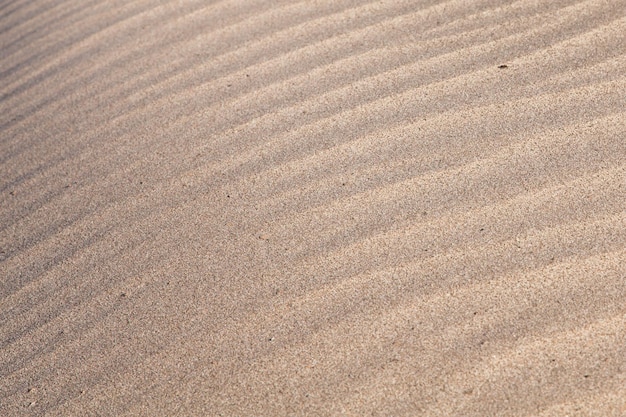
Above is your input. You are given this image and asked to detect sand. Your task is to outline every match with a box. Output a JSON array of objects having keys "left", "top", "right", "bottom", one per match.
[{"left": 1, "top": 0, "right": 625, "bottom": 415}]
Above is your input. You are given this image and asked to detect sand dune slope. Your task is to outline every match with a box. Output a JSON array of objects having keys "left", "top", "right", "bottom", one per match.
[{"left": 1, "top": 0, "right": 626, "bottom": 415}]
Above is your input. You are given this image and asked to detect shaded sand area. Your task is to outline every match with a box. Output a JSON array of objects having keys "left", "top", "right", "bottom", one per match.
[{"left": 1, "top": 0, "right": 626, "bottom": 415}]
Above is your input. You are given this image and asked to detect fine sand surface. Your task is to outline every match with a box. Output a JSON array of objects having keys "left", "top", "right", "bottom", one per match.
[{"left": 1, "top": 0, "right": 626, "bottom": 415}]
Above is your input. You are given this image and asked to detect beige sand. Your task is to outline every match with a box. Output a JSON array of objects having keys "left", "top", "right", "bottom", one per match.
[{"left": 1, "top": 0, "right": 625, "bottom": 415}]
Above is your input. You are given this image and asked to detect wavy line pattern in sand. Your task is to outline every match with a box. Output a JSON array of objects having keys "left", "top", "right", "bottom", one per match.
[{"left": 1, "top": 0, "right": 625, "bottom": 416}]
